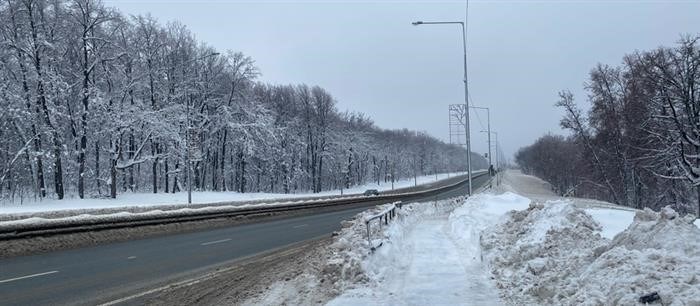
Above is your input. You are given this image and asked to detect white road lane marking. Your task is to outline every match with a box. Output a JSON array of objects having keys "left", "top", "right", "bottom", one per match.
[
  {"left": 293, "top": 224, "right": 308, "bottom": 228},
  {"left": 200, "top": 238, "right": 231, "bottom": 246},
  {"left": 0, "top": 270, "right": 59, "bottom": 284},
  {"left": 127, "top": 256, "right": 137, "bottom": 260}
]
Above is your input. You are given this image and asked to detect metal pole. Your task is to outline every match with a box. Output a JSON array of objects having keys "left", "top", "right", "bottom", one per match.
[
  {"left": 186, "top": 97, "right": 192, "bottom": 204},
  {"left": 464, "top": 0, "right": 472, "bottom": 195},
  {"left": 472, "top": 106, "right": 491, "bottom": 174},
  {"left": 492, "top": 131, "right": 499, "bottom": 186},
  {"left": 184, "top": 52, "right": 218, "bottom": 205},
  {"left": 411, "top": 20, "right": 472, "bottom": 194},
  {"left": 494, "top": 132, "right": 499, "bottom": 171},
  {"left": 486, "top": 108, "right": 491, "bottom": 172},
  {"left": 461, "top": 23, "right": 473, "bottom": 195}
]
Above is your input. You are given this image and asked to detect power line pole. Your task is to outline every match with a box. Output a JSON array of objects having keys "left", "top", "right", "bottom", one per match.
[{"left": 473, "top": 106, "right": 491, "bottom": 174}]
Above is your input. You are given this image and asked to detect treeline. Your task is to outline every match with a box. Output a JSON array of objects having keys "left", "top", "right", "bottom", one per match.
[
  {"left": 516, "top": 36, "right": 700, "bottom": 216},
  {"left": 0, "top": 0, "right": 485, "bottom": 202}
]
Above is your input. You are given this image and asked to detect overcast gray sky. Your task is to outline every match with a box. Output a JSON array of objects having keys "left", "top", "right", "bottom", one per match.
[{"left": 106, "top": 0, "right": 700, "bottom": 160}]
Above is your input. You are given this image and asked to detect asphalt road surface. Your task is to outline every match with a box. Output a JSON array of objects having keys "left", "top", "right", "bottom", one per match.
[{"left": 0, "top": 173, "right": 490, "bottom": 306}]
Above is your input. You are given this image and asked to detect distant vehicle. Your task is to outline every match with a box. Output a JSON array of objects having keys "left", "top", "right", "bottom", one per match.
[{"left": 363, "top": 189, "right": 380, "bottom": 196}]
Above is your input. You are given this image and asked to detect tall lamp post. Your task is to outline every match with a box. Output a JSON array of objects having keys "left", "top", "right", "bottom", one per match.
[
  {"left": 471, "top": 106, "right": 490, "bottom": 174},
  {"left": 186, "top": 52, "right": 220, "bottom": 204},
  {"left": 412, "top": 20, "right": 472, "bottom": 195}
]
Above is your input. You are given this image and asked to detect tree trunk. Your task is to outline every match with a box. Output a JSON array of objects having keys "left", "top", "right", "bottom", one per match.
[
  {"left": 9, "top": 0, "right": 46, "bottom": 199},
  {"left": 95, "top": 141, "right": 100, "bottom": 195},
  {"left": 172, "top": 160, "right": 180, "bottom": 193},
  {"left": 221, "top": 130, "right": 227, "bottom": 191},
  {"left": 110, "top": 152, "right": 117, "bottom": 199},
  {"left": 128, "top": 131, "right": 135, "bottom": 191},
  {"left": 164, "top": 157, "right": 169, "bottom": 193},
  {"left": 151, "top": 141, "right": 158, "bottom": 193},
  {"left": 78, "top": 25, "right": 90, "bottom": 199}
]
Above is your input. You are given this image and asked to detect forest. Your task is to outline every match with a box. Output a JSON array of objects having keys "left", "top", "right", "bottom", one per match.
[
  {"left": 0, "top": 0, "right": 485, "bottom": 202},
  {"left": 516, "top": 36, "right": 700, "bottom": 216}
]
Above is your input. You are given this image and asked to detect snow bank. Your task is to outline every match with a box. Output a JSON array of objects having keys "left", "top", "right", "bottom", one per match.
[
  {"left": 584, "top": 207, "right": 635, "bottom": 239},
  {"left": 481, "top": 201, "right": 700, "bottom": 305},
  {"left": 0, "top": 201, "right": 299, "bottom": 231},
  {"left": 447, "top": 192, "right": 532, "bottom": 258},
  {"left": 245, "top": 197, "right": 466, "bottom": 305},
  {"left": 328, "top": 192, "right": 532, "bottom": 305}
]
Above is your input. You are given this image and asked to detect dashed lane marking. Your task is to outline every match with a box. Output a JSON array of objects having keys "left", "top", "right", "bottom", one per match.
[
  {"left": 0, "top": 271, "right": 59, "bottom": 284},
  {"left": 200, "top": 238, "right": 231, "bottom": 246}
]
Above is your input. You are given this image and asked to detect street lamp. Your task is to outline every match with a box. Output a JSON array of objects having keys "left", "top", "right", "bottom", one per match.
[
  {"left": 412, "top": 20, "right": 473, "bottom": 195},
  {"left": 471, "top": 106, "right": 491, "bottom": 174},
  {"left": 186, "top": 52, "right": 220, "bottom": 204}
]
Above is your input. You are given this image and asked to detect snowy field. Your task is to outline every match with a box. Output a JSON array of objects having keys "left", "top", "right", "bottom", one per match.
[
  {"left": 247, "top": 170, "right": 700, "bottom": 305},
  {"left": 0, "top": 171, "right": 473, "bottom": 215}
]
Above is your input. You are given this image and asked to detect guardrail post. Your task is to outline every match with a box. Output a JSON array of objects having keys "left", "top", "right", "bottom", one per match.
[{"left": 366, "top": 221, "right": 371, "bottom": 247}]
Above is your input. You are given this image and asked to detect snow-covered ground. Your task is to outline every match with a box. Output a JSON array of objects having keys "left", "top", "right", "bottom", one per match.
[
  {"left": 246, "top": 169, "right": 700, "bottom": 305},
  {"left": 482, "top": 200, "right": 700, "bottom": 305},
  {"left": 0, "top": 171, "right": 472, "bottom": 215},
  {"left": 481, "top": 170, "right": 700, "bottom": 305},
  {"left": 584, "top": 207, "right": 636, "bottom": 239},
  {"left": 329, "top": 194, "right": 510, "bottom": 305},
  {"left": 242, "top": 197, "right": 468, "bottom": 305},
  {"left": 248, "top": 189, "right": 535, "bottom": 305}
]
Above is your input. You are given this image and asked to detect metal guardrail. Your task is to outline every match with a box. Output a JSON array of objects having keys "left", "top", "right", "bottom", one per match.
[
  {"left": 364, "top": 201, "right": 402, "bottom": 251},
  {"left": 0, "top": 172, "right": 489, "bottom": 241}
]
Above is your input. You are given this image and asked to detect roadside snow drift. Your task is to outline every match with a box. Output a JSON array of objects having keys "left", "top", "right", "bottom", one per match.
[
  {"left": 328, "top": 192, "right": 532, "bottom": 306},
  {"left": 481, "top": 201, "right": 700, "bottom": 305},
  {"left": 447, "top": 192, "right": 532, "bottom": 259},
  {"left": 243, "top": 197, "right": 466, "bottom": 305}
]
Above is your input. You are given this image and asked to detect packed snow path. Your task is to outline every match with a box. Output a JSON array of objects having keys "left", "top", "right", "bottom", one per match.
[
  {"left": 395, "top": 218, "right": 500, "bottom": 305},
  {"left": 329, "top": 217, "right": 501, "bottom": 306}
]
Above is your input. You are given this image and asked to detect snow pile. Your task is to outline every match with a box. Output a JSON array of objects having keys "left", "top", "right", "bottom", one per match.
[
  {"left": 326, "top": 192, "right": 533, "bottom": 305},
  {"left": 447, "top": 191, "right": 532, "bottom": 258},
  {"left": 481, "top": 201, "right": 700, "bottom": 305},
  {"left": 244, "top": 197, "right": 465, "bottom": 305},
  {"left": 583, "top": 207, "right": 636, "bottom": 239},
  {"left": 571, "top": 207, "right": 700, "bottom": 305},
  {"left": 0, "top": 201, "right": 314, "bottom": 232}
]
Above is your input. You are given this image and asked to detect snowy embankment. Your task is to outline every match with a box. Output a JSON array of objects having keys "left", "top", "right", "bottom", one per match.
[
  {"left": 0, "top": 171, "right": 472, "bottom": 216},
  {"left": 250, "top": 168, "right": 699, "bottom": 305},
  {"left": 447, "top": 192, "right": 532, "bottom": 259},
  {"left": 242, "top": 197, "right": 466, "bottom": 305},
  {"left": 481, "top": 200, "right": 700, "bottom": 305}
]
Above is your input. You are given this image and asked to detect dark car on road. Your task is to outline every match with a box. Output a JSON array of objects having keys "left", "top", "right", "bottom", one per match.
[{"left": 363, "top": 189, "right": 380, "bottom": 196}]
